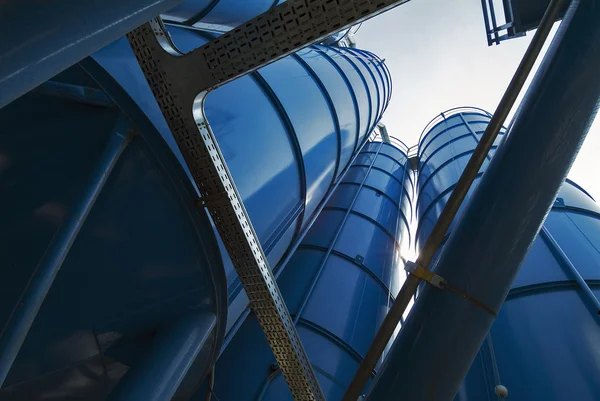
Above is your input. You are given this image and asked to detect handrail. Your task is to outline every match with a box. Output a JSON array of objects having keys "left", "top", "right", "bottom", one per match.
[{"left": 418, "top": 106, "right": 493, "bottom": 148}]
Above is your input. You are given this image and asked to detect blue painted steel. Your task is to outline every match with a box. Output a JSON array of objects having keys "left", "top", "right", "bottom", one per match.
[
  {"left": 413, "top": 109, "right": 600, "bottom": 401},
  {"left": 208, "top": 141, "right": 412, "bottom": 401},
  {"left": 0, "top": 0, "right": 183, "bottom": 108},
  {"left": 415, "top": 107, "right": 503, "bottom": 251},
  {"left": 162, "top": 0, "right": 276, "bottom": 28},
  {"left": 0, "top": 117, "right": 133, "bottom": 387},
  {"left": 32, "top": 81, "right": 115, "bottom": 108},
  {"left": 321, "top": 28, "right": 353, "bottom": 46},
  {"left": 108, "top": 312, "right": 217, "bottom": 401},
  {"left": 366, "top": 0, "right": 600, "bottom": 398},
  {"left": 0, "top": 23, "right": 388, "bottom": 400},
  {"left": 0, "top": 63, "right": 227, "bottom": 399},
  {"left": 457, "top": 182, "right": 600, "bottom": 401},
  {"left": 90, "top": 25, "right": 390, "bottom": 333}
]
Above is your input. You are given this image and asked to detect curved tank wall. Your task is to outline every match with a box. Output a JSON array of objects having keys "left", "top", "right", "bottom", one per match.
[
  {"left": 162, "top": 0, "right": 280, "bottom": 29},
  {"left": 0, "top": 63, "right": 227, "bottom": 400},
  {"left": 416, "top": 107, "right": 505, "bottom": 251},
  {"left": 90, "top": 25, "right": 391, "bottom": 332},
  {"left": 206, "top": 141, "right": 413, "bottom": 401},
  {"left": 415, "top": 108, "right": 600, "bottom": 401},
  {"left": 0, "top": 24, "right": 390, "bottom": 400}
]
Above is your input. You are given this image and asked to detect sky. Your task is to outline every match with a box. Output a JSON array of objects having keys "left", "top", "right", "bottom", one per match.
[{"left": 354, "top": 0, "right": 600, "bottom": 199}]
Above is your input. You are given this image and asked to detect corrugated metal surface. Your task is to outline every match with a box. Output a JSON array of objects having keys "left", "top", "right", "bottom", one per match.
[
  {"left": 0, "top": 23, "right": 390, "bottom": 400},
  {"left": 162, "top": 0, "right": 278, "bottom": 29},
  {"left": 91, "top": 25, "right": 391, "bottom": 331},
  {"left": 209, "top": 141, "right": 412, "bottom": 401},
  {"left": 416, "top": 108, "right": 600, "bottom": 401},
  {"left": 416, "top": 107, "right": 505, "bottom": 252},
  {"left": 0, "top": 63, "right": 227, "bottom": 400},
  {"left": 458, "top": 180, "right": 600, "bottom": 401}
]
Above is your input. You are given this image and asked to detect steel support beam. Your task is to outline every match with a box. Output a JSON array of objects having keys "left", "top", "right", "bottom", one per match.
[
  {"left": 0, "top": 0, "right": 184, "bottom": 108},
  {"left": 0, "top": 118, "right": 134, "bottom": 386},
  {"left": 540, "top": 226, "right": 600, "bottom": 316},
  {"left": 364, "top": 0, "right": 600, "bottom": 399},
  {"left": 108, "top": 312, "right": 217, "bottom": 401},
  {"left": 128, "top": 20, "right": 325, "bottom": 401},
  {"left": 341, "top": 0, "right": 563, "bottom": 398},
  {"left": 130, "top": 0, "right": 410, "bottom": 98},
  {"left": 126, "top": 1, "right": 411, "bottom": 398}
]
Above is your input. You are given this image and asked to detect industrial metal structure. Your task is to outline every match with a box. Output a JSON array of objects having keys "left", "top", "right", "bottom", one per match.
[
  {"left": 459, "top": 181, "right": 600, "bottom": 400},
  {"left": 1, "top": 0, "right": 600, "bottom": 400},
  {"left": 480, "top": 0, "right": 568, "bottom": 44},
  {"left": 413, "top": 108, "right": 600, "bottom": 401},
  {"left": 415, "top": 108, "right": 505, "bottom": 251},
  {"left": 212, "top": 140, "right": 412, "bottom": 400},
  {"left": 0, "top": 18, "right": 391, "bottom": 401},
  {"left": 364, "top": 1, "right": 600, "bottom": 397}
]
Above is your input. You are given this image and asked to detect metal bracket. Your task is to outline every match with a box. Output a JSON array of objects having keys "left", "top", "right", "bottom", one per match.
[
  {"left": 404, "top": 260, "right": 446, "bottom": 288},
  {"left": 127, "top": 18, "right": 327, "bottom": 401},
  {"left": 404, "top": 261, "right": 497, "bottom": 317}
]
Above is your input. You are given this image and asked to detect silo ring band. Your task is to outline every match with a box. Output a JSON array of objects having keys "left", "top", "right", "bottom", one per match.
[{"left": 405, "top": 261, "right": 497, "bottom": 317}]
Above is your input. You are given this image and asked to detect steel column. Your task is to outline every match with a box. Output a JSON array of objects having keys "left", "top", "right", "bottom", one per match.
[
  {"left": 365, "top": 0, "right": 600, "bottom": 399},
  {"left": 108, "top": 312, "right": 217, "bottom": 401},
  {"left": 341, "top": 0, "right": 563, "bottom": 397},
  {"left": 0, "top": 118, "right": 134, "bottom": 386}
]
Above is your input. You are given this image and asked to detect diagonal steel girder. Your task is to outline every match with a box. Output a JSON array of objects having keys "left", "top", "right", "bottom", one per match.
[{"left": 127, "top": 1, "right": 409, "bottom": 399}]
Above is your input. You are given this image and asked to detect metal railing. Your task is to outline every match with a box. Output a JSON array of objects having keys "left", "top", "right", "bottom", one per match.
[
  {"left": 419, "top": 107, "right": 493, "bottom": 147},
  {"left": 480, "top": 0, "right": 524, "bottom": 45}
]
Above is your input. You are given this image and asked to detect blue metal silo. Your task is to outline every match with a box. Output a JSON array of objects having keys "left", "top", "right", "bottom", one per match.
[
  {"left": 458, "top": 180, "right": 600, "bottom": 401},
  {"left": 162, "top": 0, "right": 280, "bottom": 29},
  {"left": 0, "top": 24, "right": 390, "bottom": 400},
  {"left": 0, "top": 64, "right": 228, "bottom": 400},
  {"left": 416, "top": 108, "right": 600, "bottom": 401},
  {"left": 208, "top": 139, "right": 413, "bottom": 401},
  {"left": 416, "top": 107, "right": 505, "bottom": 251}
]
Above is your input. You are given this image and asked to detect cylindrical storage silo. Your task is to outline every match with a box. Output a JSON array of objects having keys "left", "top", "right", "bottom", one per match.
[
  {"left": 91, "top": 26, "right": 391, "bottom": 331},
  {"left": 0, "top": 63, "right": 227, "bottom": 401},
  {"left": 0, "top": 25, "right": 390, "bottom": 400},
  {"left": 416, "top": 108, "right": 600, "bottom": 401},
  {"left": 416, "top": 107, "right": 505, "bottom": 251},
  {"left": 162, "top": 0, "right": 280, "bottom": 30},
  {"left": 208, "top": 140, "right": 413, "bottom": 401}
]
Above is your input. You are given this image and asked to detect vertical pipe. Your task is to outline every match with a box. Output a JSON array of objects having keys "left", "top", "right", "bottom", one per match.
[
  {"left": 365, "top": 0, "right": 600, "bottom": 399},
  {"left": 0, "top": 118, "right": 134, "bottom": 386},
  {"left": 108, "top": 312, "right": 217, "bottom": 401},
  {"left": 540, "top": 226, "right": 600, "bottom": 315}
]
